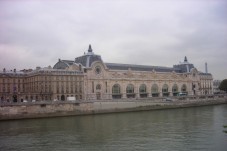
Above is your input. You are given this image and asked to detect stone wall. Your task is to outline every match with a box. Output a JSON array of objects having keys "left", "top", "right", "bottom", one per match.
[{"left": 1, "top": 96, "right": 227, "bottom": 120}]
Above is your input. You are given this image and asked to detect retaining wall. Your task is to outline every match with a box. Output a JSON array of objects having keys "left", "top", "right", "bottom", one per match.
[{"left": 1, "top": 96, "right": 227, "bottom": 120}]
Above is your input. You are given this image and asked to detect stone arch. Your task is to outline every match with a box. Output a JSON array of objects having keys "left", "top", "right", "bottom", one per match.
[
  {"left": 181, "top": 84, "right": 188, "bottom": 95},
  {"left": 162, "top": 84, "right": 169, "bottom": 97},
  {"left": 139, "top": 84, "right": 147, "bottom": 98},
  {"left": 112, "top": 84, "right": 121, "bottom": 99},
  {"left": 172, "top": 84, "right": 179, "bottom": 96},
  {"left": 151, "top": 84, "right": 159, "bottom": 97},
  {"left": 126, "top": 84, "right": 135, "bottom": 98},
  {"left": 181, "top": 84, "right": 187, "bottom": 92}
]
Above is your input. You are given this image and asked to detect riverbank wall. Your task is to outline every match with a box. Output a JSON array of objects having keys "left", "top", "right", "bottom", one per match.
[{"left": 1, "top": 95, "right": 227, "bottom": 120}]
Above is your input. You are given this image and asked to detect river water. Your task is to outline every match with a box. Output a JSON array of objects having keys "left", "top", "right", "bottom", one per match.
[{"left": 0, "top": 104, "right": 227, "bottom": 151}]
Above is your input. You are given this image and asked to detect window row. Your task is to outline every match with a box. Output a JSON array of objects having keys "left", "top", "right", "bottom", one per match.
[{"left": 112, "top": 84, "right": 187, "bottom": 99}]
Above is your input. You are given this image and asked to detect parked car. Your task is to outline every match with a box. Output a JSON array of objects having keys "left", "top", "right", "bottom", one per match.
[{"left": 178, "top": 92, "right": 187, "bottom": 96}]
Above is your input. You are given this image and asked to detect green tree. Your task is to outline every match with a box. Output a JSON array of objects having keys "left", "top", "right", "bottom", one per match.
[
  {"left": 224, "top": 125, "right": 227, "bottom": 133},
  {"left": 219, "top": 79, "right": 227, "bottom": 92}
]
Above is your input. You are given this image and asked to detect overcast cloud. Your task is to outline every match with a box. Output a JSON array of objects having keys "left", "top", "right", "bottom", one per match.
[{"left": 0, "top": 0, "right": 227, "bottom": 80}]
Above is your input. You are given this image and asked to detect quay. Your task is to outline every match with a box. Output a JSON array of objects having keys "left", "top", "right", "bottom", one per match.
[{"left": 1, "top": 95, "right": 227, "bottom": 120}]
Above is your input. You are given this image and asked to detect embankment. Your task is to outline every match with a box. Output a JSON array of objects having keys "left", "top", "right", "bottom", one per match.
[{"left": 1, "top": 96, "right": 227, "bottom": 120}]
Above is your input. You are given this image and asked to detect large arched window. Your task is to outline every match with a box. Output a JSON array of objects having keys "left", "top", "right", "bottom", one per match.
[
  {"left": 139, "top": 84, "right": 146, "bottom": 93},
  {"left": 151, "top": 84, "right": 159, "bottom": 97},
  {"left": 172, "top": 84, "right": 178, "bottom": 96},
  {"left": 112, "top": 84, "right": 121, "bottom": 99},
  {"left": 112, "top": 84, "right": 120, "bottom": 94},
  {"left": 126, "top": 84, "right": 134, "bottom": 94},
  {"left": 162, "top": 84, "right": 169, "bottom": 97},
  {"left": 126, "top": 84, "right": 135, "bottom": 98},
  {"left": 180, "top": 84, "right": 187, "bottom": 96},
  {"left": 139, "top": 84, "right": 147, "bottom": 98}
]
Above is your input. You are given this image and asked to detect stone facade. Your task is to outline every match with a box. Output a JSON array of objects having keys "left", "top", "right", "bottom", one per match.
[
  {"left": 0, "top": 68, "right": 84, "bottom": 102},
  {"left": 0, "top": 45, "right": 213, "bottom": 102}
]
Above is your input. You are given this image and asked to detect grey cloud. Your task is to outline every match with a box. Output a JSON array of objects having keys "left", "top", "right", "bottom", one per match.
[{"left": 0, "top": 0, "right": 226, "bottom": 79}]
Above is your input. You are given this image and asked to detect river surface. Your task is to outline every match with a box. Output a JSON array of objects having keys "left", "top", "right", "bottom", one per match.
[{"left": 0, "top": 104, "right": 227, "bottom": 151}]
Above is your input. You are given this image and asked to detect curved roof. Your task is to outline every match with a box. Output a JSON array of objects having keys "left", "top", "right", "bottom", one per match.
[
  {"left": 53, "top": 60, "right": 74, "bottom": 69},
  {"left": 53, "top": 45, "right": 103, "bottom": 69},
  {"left": 75, "top": 54, "right": 102, "bottom": 68}
]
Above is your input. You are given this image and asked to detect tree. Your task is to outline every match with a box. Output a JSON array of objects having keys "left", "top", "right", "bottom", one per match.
[
  {"left": 224, "top": 125, "right": 227, "bottom": 134},
  {"left": 219, "top": 79, "right": 227, "bottom": 93}
]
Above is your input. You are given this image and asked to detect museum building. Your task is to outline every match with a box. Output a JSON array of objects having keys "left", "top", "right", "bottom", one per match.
[{"left": 0, "top": 45, "right": 213, "bottom": 102}]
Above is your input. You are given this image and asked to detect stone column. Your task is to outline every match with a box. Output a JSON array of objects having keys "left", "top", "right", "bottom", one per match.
[
  {"left": 122, "top": 93, "right": 127, "bottom": 99},
  {"left": 169, "top": 91, "right": 173, "bottom": 97},
  {"left": 136, "top": 93, "right": 140, "bottom": 99},
  {"left": 148, "top": 93, "right": 152, "bottom": 98}
]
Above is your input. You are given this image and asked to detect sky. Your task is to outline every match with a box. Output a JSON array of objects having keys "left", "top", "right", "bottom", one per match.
[{"left": 0, "top": 0, "right": 227, "bottom": 80}]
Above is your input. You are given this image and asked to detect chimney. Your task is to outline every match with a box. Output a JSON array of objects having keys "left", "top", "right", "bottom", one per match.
[{"left": 205, "top": 62, "right": 208, "bottom": 73}]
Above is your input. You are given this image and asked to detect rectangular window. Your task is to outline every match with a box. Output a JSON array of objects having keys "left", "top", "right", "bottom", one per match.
[
  {"left": 106, "top": 81, "right": 107, "bottom": 93},
  {"left": 92, "top": 81, "right": 94, "bottom": 93}
]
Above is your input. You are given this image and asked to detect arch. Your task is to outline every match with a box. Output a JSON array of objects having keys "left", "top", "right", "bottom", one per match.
[
  {"left": 126, "top": 84, "right": 135, "bottom": 98},
  {"left": 172, "top": 84, "right": 179, "bottom": 96},
  {"left": 162, "top": 84, "right": 169, "bottom": 97},
  {"left": 180, "top": 84, "right": 188, "bottom": 96},
  {"left": 112, "top": 84, "right": 121, "bottom": 99},
  {"left": 126, "top": 84, "right": 134, "bottom": 93},
  {"left": 151, "top": 84, "right": 159, "bottom": 97},
  {"left": 139, "top": 84, "right": 147, "bottom": 98},
  {"left": 181, "top": 84, "right": 187, "bottom": 92},
  {"left": 53, "top": 60, "right": 69, "bottom": 69}
]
